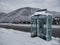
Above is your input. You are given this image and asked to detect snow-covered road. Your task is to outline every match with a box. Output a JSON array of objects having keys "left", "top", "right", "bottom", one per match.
[{"left": 0, "top": 28, "right": 60, "bottom": 45}]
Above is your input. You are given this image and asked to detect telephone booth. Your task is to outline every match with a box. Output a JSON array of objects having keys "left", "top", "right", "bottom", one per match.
[{"left": 31, "top": 13, "right": 52, "bottom": 41}]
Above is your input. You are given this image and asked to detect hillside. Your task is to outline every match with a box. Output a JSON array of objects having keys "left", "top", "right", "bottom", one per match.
[
  {"left": 0, "top": 12, "right": 7, "bottom": 18},
  {"left": 1, "top": 7, "right": 39, "bottom": 23},
  {"left": 0, "top": 12, "right": 7, "bottom": 22},
  {"left": 47, "top": 11, "right": 60, "bottom": 18},
  {"left": 0, "top": 7, "right": 60, "bottom": 23}
]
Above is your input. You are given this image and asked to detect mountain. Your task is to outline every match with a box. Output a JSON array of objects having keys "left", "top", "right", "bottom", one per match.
[
  {"left": 1, "top": 7, "right": 39, "bottom": 23},
  {"left": 0, "top": 12, "right": 7, "bottom": 22},
  {"left": 0, "top": 12, "right": 7, "bottom": 18},
  {"left": 47, "top": 11, "right": 60, "bottom": 18},
  {"left": 0, "top": 7, "right": 60, "bottom": 23}
]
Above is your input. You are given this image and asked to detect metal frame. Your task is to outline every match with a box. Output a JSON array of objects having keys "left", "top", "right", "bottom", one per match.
[{"left": 31, "top": 15, "right": 52, "bottom": 41}]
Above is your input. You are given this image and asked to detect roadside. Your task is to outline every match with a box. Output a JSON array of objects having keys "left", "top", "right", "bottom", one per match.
[{"left": 0, "top": 23, "right": 60, "bottom": 38}]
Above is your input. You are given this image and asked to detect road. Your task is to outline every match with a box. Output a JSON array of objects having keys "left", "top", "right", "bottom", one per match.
[{"left": 0, "top": 23, "right": 60, "bottom": 38}]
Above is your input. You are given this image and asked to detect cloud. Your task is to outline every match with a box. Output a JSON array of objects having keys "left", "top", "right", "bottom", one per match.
[{"left": 0, "top": 0, "right": 60, "bottom": 13}]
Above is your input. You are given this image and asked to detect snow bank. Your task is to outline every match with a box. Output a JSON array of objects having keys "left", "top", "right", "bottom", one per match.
[{"left": 0, "top": 28, "right": 60, "bottom": 45}]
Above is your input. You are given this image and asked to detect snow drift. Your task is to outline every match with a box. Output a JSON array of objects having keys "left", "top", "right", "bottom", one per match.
[{"left": 0, "top": 28, "right": 60, "bottom": 45}]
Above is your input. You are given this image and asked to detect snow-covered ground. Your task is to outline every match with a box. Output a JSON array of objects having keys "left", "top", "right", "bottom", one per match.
[{"left": 0, "top": 28, "right": 60, "bottom": 45}]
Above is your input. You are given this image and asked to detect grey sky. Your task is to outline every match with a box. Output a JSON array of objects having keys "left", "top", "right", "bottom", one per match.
[{"left": 0, "top": 0, "right": 60, "bottom": 13}]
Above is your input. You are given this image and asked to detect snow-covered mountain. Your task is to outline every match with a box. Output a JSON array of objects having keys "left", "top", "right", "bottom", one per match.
[
  {"left": 0, "top": 12, "right": 7, "bottom": 19},
  {"left": 0, "top": 7, "right": 60, "bottom": 23},
  {"left": 1, "top": 7, "right": 39, "bottom": 23},
  {"left": 47, "top": 11, "right": 60, "bottom": 18},
  {"left": 0, "top": 12, "right": 7, "bottom": 22}
]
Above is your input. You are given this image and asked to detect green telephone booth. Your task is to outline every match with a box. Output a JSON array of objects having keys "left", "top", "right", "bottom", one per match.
[{"left": 31, "top": 14, "right": 52, "bottom": 41}]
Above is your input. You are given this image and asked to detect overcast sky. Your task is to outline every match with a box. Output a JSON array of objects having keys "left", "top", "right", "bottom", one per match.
[{"left": 0, "top": 0, "right": 60, "bottom": 13}]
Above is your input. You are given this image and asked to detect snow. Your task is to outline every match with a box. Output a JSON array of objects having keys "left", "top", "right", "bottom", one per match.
[
  {"left": 0, "top": 28, "right": 60, "bottom": 45},
  {"left": 31, "top": 11, "right": 52, "bottom": 16}
]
